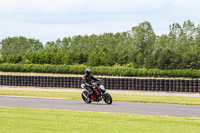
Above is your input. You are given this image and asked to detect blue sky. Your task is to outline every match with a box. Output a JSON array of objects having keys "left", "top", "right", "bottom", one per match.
[{"left": 0, "top": 0, "right": 200, "bottom": 44}]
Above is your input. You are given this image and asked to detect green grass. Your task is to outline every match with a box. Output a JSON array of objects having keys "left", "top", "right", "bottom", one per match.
[
  {"left": 0, "top": 107, "right": 200, "bottom": 133},
  {"left": 0, "top": 71, "right": 189, "bottom": 79},
  {"left": 0, "top": 71, "right": 83, "bottom": 77},
  {"left": 0, "top": 89, "right": 200, "bottom": 105}
]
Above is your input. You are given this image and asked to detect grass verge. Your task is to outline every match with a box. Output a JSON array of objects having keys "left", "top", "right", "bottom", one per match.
[
  {"left": 0, "top": 89, "right": 200, "bottom": 105},
  {"left": 0, "top": 107, "right": 200, "bottom": 133},
  {"left": 0, "top": 71, "right": 190, "bottom": 79},
  {"left": 0, "top": 71, "right": 83, "bottom": 77}
]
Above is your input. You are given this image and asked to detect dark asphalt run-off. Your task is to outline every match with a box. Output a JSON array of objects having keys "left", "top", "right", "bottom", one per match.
[{"left": 0, "top": 96, "right": 200, "bottom": 118}]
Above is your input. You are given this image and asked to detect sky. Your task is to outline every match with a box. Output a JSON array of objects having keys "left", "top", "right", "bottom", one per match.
[{"left": 0, "top": 0, "right": 200, "bottom": 44}]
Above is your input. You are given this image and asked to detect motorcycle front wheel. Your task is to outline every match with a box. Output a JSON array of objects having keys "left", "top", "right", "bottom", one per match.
[
  {"left": 103, "top": 93, "right": 112, "bottom": 104},
  {"left": 82, "top": 90, "right": 92, "bottom": 104}
]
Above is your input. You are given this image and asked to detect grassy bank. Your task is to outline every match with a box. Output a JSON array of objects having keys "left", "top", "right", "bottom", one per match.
[
  {"left": 0, "top": 71, "right": 83, "bottom": 77},
  {"left": 0, "top": 107, "right": 200, "bottom": 133},
  {"left": 0, "top": 71, "right": 193, "bottom": 79},
  {"left": 0, "top": 89, "right": 200, "bottom": 105}
]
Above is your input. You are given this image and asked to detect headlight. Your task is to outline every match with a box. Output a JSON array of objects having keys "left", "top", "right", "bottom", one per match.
[{"left": 99, "top": 85, "right": 105, "bottom": 90}]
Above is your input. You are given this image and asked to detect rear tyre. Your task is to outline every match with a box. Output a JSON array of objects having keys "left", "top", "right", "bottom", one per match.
[
  {"left": 103, "top": 93, "right": 112, "bottom": 104},
  {"left": 82, "top": 91, "right": 92, "bottom": 104}
]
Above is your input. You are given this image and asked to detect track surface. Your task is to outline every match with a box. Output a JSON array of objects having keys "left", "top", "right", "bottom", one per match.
[{"left": 0, "top": 96, "right": 200, "bottom": 118}]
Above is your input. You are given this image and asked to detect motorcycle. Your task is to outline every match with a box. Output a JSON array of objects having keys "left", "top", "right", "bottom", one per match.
[{"left": 81, "top": 79, "right": 112, "bottom": 104}]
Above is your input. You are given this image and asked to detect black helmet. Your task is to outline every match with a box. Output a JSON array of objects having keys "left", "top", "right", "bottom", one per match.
[{"left": 85, "top": 68, "right": 91, "bottom": 75}]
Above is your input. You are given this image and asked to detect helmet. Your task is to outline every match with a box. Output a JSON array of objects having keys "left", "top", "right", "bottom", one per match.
[{"left": 85, "top": 68, "right": 91, "bottom": 75}]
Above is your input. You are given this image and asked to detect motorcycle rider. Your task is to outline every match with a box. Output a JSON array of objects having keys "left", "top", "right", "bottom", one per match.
[{"left": 82, "top": 68, "right": 99, "bottom": 100}]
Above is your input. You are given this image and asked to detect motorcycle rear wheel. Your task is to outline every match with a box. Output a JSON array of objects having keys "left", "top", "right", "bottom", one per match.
[
  {"left": 103, "top": 93, "right": 112, "bottom": 104},
  {"left": 82, "top": 91, "right": 92, "bottom": 104}
]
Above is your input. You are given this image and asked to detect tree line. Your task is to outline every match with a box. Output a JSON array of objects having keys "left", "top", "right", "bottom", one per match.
[{"left": 0, "top": 20, "right": 200, "bottom": 69}]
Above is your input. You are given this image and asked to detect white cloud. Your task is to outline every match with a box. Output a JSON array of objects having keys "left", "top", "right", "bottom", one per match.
[
  {"left": 0, "top": 0, "right": 167, "bottom": 14},
  {"left": 172, "top": 0, "right": 200, "bottom": 9},
  {"left": 1, "top": 0, "right": 200, "bottom": 15},
  {"left": 0, "top": 18, "right": 139, "bottom": 44},
  {"left": 0, "top": 0, "right": 200, "bottom": 44}
]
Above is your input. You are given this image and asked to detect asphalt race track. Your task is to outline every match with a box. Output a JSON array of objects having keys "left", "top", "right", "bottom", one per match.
[{"left": 0, "top": 96, "right": 200, "bottom": 118}]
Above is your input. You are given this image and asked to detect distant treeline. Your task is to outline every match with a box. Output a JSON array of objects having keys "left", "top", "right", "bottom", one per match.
[{"left": 0, "top": 20, "right": 200, "bottom": 69}]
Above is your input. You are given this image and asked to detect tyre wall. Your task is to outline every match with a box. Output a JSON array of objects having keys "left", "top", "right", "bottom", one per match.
[{"left": 0, "top": 75, "right": 199, "bottom": 92}]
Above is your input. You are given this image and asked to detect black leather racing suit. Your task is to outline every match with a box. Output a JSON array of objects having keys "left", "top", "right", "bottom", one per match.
[{"left": 82, "top": 74, "right": 99, "bottom": 98}]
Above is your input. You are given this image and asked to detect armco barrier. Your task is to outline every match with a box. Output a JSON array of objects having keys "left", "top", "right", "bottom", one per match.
[{"left": 0, "top": 75, "right": 199, "bottom": 93}]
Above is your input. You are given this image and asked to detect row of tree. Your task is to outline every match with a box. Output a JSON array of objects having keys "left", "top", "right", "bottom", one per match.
[{"left": 0, "top": 20, "right": 200, "bottom": 69}]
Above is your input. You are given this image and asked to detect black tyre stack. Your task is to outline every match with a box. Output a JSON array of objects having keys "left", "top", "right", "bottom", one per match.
[
  {"left": 155, "top": 79, "right": 160, "bottom": 91},
  {"left": 2, "top": 75, "right": 6, "bottom": 85},
  {"left": 109, "top": 78, "right": 114, "bottom": 90},
  {"left": 62, "top": 77, "right": 67, "bottom": 87},
  {"left": 132, "top": 78, "right": 136, "bottom": 90},
  {"left": 151, "top": 79, "right": 156, "bottom": 91},
  {"left": 119, "top": 78, "right": 124, "bottom": 90},
  {"left": 63, "top": 77, "right": 68, "bottom": 88},
  {"left": 8, "top": 75, "right": 12, "bottom": 86},
  {"left": 10, "top": 75, "right": 16, "bottom": 86},
  {"left": 143, "top": 79, "right": 148, "bottom": 91},
  {"left": 68, "top": 77, "right": 72, "bottom": 88},
  {"left": 160, "top": 79, "right": 164, "bottom": 91},
  {"left": 139, "top": 79, "right": 143, "bottom": 90},
  {"left": 26, "top": 76, "right": 31, "bottom": 86},
  {"left": 0, "top": 75, "right": 199, "bottom": 93},
  {"left": 78, "top": 77, "right": 82, "bottom": 88},
  {"left": 164, "top": 79, "right": 169, "bottom": 92},
  {"left": 0, "top": 75, "right": 3, "bottom": 85},
  {"left": 8, "top": 75, "right": 12, "bottom": 85},
  {"left": 123, "top": 78, "right": 128, "bottom": 90},
  {"left": 175, "top": 79, "right": 180, "bottom": 92},
  {"left": 185, "top": 80, "right": 189, "bottom": 92},
  {"left": 168, "top": 79, "right": 173, "bottom": 91},
  {"left": 54, "top": 77, "right": 59, "bottom": 87},
  {"left": 39, "top": 76, "right": 43, "bottom": 87},
  {"left": 188, "top": 80, "right": 193, "bottom": 92},
  {"left": 22, "top": 76, "right": 26, "bottom": 86},
  {"left": 58, "top": 77, "right": 61, "bottom": 87},
  {"left": 103, "top": 78, "right": 108, "bottom": 89},
  {"left": 49, "top": 76, "right": 53, "bottom": 87},
  {"left": 179, "top": 79, "right": 185, "bottom": 92},
  {"left": 147, "top": 79, "right": 152, "bottom": 91},
  {"left": 127, "top": 78, "right": 132, "bottom": 90},
  {"left": 112, "top": 78, "right": 116, "bottom": 90},
  {"left": 135, "top": 79, "right": 139, "bottom": 90},
  {"left": 111, "top": 78, "right": 115, "bottom": 90},
  {"left": 193, "top": 79, "right": 198, "bottom": 92},
  {"left": 114, "top": 78, "right": 120, "bottom": 90},
  {"left": 4, "top": 75, "right": 8, "bottom": 86},
  {"left": 108, "top": 78, "right": 113, "bottom": 90},
  {"left": 172, "top": 79, "right": 176, "bottom": 92},
  {"left": 198, "top": 79, "right": 200, "bottom": 92},
  {"left": 46, "top": 76, "right": 50, "bottom": 87},
  {"left": 72, "top": 77, "right": 76, "bottom": 88}
]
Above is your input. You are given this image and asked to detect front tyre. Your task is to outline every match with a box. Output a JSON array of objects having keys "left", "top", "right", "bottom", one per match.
[
  {"left": 82, "top": 91, "right": 91, "bottom": 104},
  {"left": 103, "top": 93, "right": 112, "bottom": 104}
]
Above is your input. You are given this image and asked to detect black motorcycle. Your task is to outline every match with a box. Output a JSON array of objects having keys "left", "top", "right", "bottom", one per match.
[{"left": 81, "top": 79, "right": 112, "bottom": 104}]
